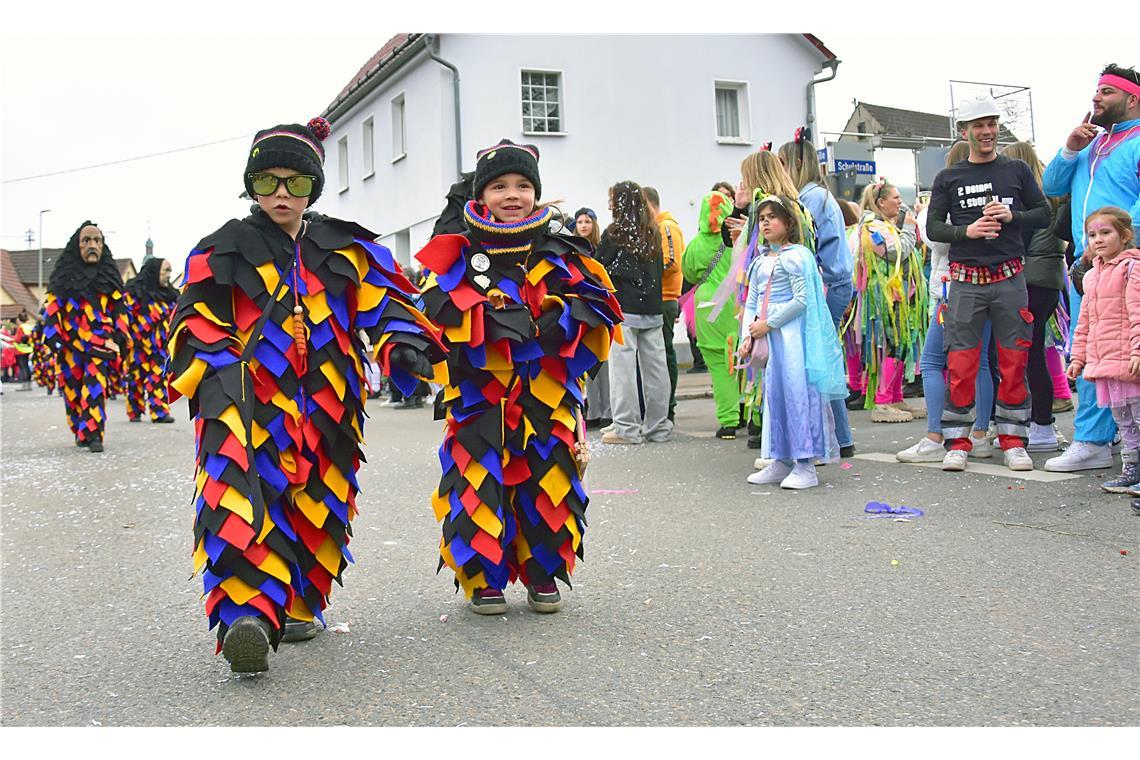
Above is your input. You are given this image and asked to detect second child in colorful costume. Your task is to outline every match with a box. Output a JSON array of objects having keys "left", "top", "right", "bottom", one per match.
[
  {"left": 123, "top": 257, "right": 179, "bottom": 423},
  {"left": 416, "top": 139, "right": 622, "bottom": 615},
  {"left": 169, "top": 117, "right": 444, "bottom": 672}
]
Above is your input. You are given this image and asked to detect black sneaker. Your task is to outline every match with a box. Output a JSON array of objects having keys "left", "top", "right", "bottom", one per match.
[
  {"left": 686, "top": 365, "right": 708, "bottom": 374},
  {"left": 840, "top": 445, "right": 856, "bottom": 458},
  {"left": 747, "top": 421, "right": 762, "bottom": 449},
  {"left": 76, "top": 438, "right": 89, "bottom": 447},
  {"left": 527, "top": 583, "right": 563, "bottom": 613},
  {"left": 88, "top": 439, "right": 104, "bottom": 453},
  {"left": 152, "top": 415, "right": 175, "bottom": 423},
  {"left": 715, "top": 427, "right": 737, "bottom": 440},
  {"left": 471, "top": 587, "right": 507, "bottom": 615},
  {"left": 846, "top": 393, "right": 866, "bottom": 411},
  {"left": 221, "top": 616, "right": 271, "bottom": 673},
  {"left": 281, "top": 618, "right": 321, "bottom": 643},
  {"left": 128, "top": 417, "right": 141, "bottom": 423}
]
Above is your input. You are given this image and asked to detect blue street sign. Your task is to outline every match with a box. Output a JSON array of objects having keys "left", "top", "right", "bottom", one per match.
[
  {"left": 835, "top": 159, "right": 877, "bottom": 175},
  {"left": 817, "top": 147, "right": 828, "bottom": 164}
]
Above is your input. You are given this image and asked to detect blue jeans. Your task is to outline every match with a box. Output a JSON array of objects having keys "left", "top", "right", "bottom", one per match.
[
  {"left": 1069, "top": 283, "right": 1117, "bottom": 445},
  {"left": 921, "top": 307, "right": 994, "bottom": 436},
  {"left": 825, "top": 280, "right": 854, "bottom": 447}
]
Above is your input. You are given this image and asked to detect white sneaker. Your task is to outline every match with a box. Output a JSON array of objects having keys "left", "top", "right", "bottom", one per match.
[
  {"left": 1044, "top": 441, "right": 1113, "bottom": 472},
  {"left": 1003, "top": 447, "right": 1034, "bottom": 471},
  {"left": 601, "top": 423, "right": 616, "bottom": 435},
  {"left": 897, "top": 436, "right": 945, "bottom": 463},
  {"left": 1027, "top": 422, "right": 1061, "bottom": 452},
  {"left": 942, "top": 449, "right": 968, "bottom": 471},
  {"left": 747, "top": 460, "right": 792, "bottom": 485},
  {"left": 780, "top": 462, "right": 818, "bottom": 490},
  {"left": 753, "top": 457, "right": 773, "bottom": 470},
  {"left": 968, "top": 435, "right": 994, "bottom": 459}
]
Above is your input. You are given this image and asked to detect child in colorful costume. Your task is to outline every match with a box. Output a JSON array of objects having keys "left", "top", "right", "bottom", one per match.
[
  {"left": 30, "top": 318, "right": 58, "bottom": 394},
  {"left": 416, "top": 139, "right": 622, "bottom": 615},
  {"left": 43, "top": 221, "right": 131, "bottom": 452},
  {"left": 168, "top": 117, "right": 444, "bottom": 672},
  {"left": 123, "top": 257, "right": 179, "bottom": 423}
]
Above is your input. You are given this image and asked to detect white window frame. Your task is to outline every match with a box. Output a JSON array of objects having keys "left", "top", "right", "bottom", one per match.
[
  {"left": 391, "top": 92, "right": 407, "bottom": 163},
  {"left": 520, "top": 68, "right": 567, "bottom": 137},
  {"left": 337, "top": 136, "right": 349, "bottom": 193},
  {"left": 362, "top": 116, "right": 375, "bottom": 179},
  {"left": 713, "top": 80, "right": 751, "bottom": 145}
]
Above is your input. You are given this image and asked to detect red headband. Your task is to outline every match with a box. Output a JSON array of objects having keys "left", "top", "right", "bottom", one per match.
[{"left": 1099, "top": 74, "right": 1140, "bottom": 99}]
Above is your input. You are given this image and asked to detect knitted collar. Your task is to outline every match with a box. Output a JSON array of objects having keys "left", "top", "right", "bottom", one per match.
[{"left": 463, "top": 200, "right": 552, "bottom": 256}]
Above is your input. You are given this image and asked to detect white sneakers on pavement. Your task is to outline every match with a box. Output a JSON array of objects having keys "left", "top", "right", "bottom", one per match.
[
  {"left": 968, "top": 435, "right": 994, "bottom": 459},
  {"left": 1044, "top": 441, "right": 1114, "bottom": 472},
  {"left": 897, "top": 436, "right": 945, "bottom": 463},
  {"left": 1027, "top": 422, "right": 1067, "bottom": 452},
  {"left": 942, "top": 449, "right": 968, "bottom": 471},
  {"left": 747, "top": 460, "right": 791, "bottom": 485},
  {"left": 1003, "top": 447, "right": 1034, "bottom": 471},
  {"left": 780, "top": 462, "right": 819, "bottom": 490}
]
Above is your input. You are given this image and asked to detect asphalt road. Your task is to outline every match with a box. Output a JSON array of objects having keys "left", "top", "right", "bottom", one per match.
[{"left": 1, "top": 383, "right": 1136, "bottom": 726}]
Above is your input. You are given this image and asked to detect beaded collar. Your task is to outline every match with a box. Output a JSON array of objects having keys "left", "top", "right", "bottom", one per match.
[{"left": 463, "top": 200, "right": 552, "bottom": 257}]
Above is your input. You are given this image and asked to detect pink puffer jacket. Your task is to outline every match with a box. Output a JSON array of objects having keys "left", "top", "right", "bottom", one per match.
[{"left": 1071, "top": 248, "right": 1140, "bottom": 381}]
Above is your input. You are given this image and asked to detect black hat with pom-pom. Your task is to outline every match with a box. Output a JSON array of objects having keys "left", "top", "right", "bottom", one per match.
[{"left": 243, "top": 117, "right": 331, "bottom": 205}]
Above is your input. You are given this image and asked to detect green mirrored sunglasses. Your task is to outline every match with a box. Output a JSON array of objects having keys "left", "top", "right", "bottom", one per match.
[{"left": 248, "top": 172, "right": 317, "bottom": 198}]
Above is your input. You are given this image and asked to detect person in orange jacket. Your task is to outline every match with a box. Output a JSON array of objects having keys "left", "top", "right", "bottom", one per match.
[{"left": 644, "top": 186, "right": 685, "bottom": 421}]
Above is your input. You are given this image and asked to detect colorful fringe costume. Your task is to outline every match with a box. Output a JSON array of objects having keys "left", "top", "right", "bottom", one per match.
[
  {"left": 846, "top": 211, "right": 928, "bottom": 408},
  {"left": 43, "top": 221, "right": 130, "bottom": 447},
  {"left": 417, "top": 201, "right": 622, "bottom": 598},
  {"left": 123, "top": 258, "right": 179, "bottom": 421},
  {"left": 169, "top": 209, "right": 444, "bottom": 651},
  {"left": 30, "top": 320, "right": 59, "bottom": 393}
]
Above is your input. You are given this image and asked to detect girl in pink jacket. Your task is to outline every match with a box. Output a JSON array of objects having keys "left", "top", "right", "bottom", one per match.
[{"left": 1069, "top": 207, "right": 1140, "bottom": 496}]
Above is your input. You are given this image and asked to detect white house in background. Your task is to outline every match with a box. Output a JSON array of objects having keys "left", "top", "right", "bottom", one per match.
[{"left": 319, "top": 33, "right": 839, "bottom": 265}]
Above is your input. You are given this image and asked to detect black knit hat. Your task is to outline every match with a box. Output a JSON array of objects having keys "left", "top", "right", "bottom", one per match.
[
  {"left": 243, "top": 117, "right": 332, "bottom": 206},
  {"left": 472, "top": 139, "right": 542, "bottom": 202}
]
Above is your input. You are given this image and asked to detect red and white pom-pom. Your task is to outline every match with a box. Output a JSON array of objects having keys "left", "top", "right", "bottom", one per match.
[
  {"left": 307, "top": 117, "right": 332, "bottom": 141},
  {"left": 793, "top": 126, "right": 807, "bottom": 144}
]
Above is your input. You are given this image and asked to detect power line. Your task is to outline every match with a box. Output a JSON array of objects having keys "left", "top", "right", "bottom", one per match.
[{"left": 1, "top": 134, "right": 253, "bottom": 184}]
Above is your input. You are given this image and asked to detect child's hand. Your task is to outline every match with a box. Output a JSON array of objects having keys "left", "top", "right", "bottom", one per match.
[
  {"left": 1131, "top": 356, "right": 1140, "bottom": 378},
  {"left": 726, "top": 216, "right": 745, "bottom": 244},
  {"left": 748, "top": 320, "right": 770, "bottom": 338},
  {"left": 1066, "top": 361, "right": 1083, "bottom": 381},
  {"left": 738, "top": 335, "right": 752, "bottom": 358}
]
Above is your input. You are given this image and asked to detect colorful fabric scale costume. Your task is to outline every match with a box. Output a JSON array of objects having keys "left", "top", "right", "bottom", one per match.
[
  {"left": 416, "top": 199, "right": 622, "bottom": 599},
  {"left": 170, "top": 207, "right": 444, "bottom": 651},
  {"left": 43, "top": 221, "right": 130, "bottom": 448},
  {"left": 847, "top": 211, "right": 928, "bottom": 408},
  {"left": 30, "top": 320, "right": 58, "bottom": 393},
  {"left": 123, "top": 258, "right": 179, "bottom": 421}
]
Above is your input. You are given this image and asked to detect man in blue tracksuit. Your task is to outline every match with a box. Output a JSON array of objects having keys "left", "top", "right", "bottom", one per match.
[{"left": 1042, "top": 63, "right": 1140, "bottom": 472}]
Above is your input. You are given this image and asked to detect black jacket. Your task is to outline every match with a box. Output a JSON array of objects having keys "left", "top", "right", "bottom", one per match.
[{"left": 594, "top": 232, "right": 663, "bottom": 316}]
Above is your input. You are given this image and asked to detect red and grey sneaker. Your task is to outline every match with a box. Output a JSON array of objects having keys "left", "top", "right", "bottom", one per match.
[
  {"left": 526, "top": 583, "right": 563, "bottom": 613},
  {"left": 471, "top": 587, "right": 507, "bottom": 615}
]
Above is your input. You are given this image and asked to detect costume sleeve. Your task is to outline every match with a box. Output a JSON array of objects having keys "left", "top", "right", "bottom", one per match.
[
  {"left": 681, "top": 237, "right": 712, "bottom": 284},
  {"left": 351, "top": 238, "right": 446, "bottom": 395},
  {"left": 765, "top": 254, "right": 807, "bottom": 330},
  {"left": 740, "top": 259, "right": 761, "bottom": 340},
  {"left": 1128, "top": 261, "right": 1140, "bottom": 361},
  {"left": 1042, "top": 148, "right": 1078, "bottom": 198}
]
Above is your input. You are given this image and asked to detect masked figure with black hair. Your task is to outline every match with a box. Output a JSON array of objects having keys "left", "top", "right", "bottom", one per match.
[
  {"left": 123, "top": 257, "right": 180, "bottom": 423},
  {"left": 169, "top": 117, "right": 445, "bottom": 672},
  {"left": 43, "top": 221, "right": 131, "bottom": 452}
]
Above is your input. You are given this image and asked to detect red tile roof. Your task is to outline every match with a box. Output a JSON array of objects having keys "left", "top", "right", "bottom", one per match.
[{"left": 0, "top": 249, "right": 41, "bottom": 315}]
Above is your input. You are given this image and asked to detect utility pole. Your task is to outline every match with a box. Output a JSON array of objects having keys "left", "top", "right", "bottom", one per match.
[{"left": 38, "top": 209, "right": 52, "bottom": 306}]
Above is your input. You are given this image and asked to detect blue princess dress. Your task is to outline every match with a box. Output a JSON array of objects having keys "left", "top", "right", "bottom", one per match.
[{"left": 741, "top": 245, "right": 848, "bottom": 463}]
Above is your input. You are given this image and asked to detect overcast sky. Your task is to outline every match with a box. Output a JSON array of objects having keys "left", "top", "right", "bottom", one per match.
[{"left": 3, "top": 6, "right": 1136, "bottom": 276}]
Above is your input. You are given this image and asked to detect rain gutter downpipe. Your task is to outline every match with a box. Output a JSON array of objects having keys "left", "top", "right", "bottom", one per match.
[
  {"left": 425, "top": 34, "right": 463, "bottom": 181},
  {"left": 807, "top": 57, "right": 840, "bottom": 145}
]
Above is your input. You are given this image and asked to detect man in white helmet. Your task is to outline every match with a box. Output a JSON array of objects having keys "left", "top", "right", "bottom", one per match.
[{"left": 925, "top": 96, "right": 1052, "bottom": 472}]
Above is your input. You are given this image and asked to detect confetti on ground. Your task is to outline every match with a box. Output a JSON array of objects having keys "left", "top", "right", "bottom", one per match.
[
  {"left": 840, "top": 462, "right": 853, "bottom": 470},
  {"left": 329, "top": 623, "right": 351, "bottom": 634},
  {"left": 439, "top": 614, "right": 448, "bottom": 622}
]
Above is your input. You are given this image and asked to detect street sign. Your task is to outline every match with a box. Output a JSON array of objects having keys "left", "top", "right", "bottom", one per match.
[
  {"left": 835, "top": 159, "right": 877, "bottom": 175},
  {"left": 817, "top": 147, "right": 828, "bottom": 165}
]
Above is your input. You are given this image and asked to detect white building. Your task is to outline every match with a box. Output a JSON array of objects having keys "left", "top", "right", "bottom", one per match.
[{"left": 319, "top": 33, "right": 839, "bottom": 265}]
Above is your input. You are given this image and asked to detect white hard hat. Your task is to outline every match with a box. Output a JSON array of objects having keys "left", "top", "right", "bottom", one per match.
[{"left": 956, "top": 96, "right": 1002, "bottom": 124}]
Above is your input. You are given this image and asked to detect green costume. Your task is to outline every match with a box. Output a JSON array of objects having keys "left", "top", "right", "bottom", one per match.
[{"left": 681, "top": 191, "right": 740, "bottom": 428}]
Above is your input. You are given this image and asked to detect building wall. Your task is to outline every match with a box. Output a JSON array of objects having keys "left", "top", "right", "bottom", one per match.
[{"left": 322, "top": 34, "right": 826, "bottom": 260}]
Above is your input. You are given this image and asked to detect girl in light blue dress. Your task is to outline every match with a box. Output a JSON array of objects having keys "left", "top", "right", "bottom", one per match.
[{"left": 738, "top": 195, "right": 848, "bottom": 489}]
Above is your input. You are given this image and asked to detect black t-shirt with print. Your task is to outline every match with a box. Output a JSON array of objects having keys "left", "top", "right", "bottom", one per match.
[{"left": 926, "top": 154, "right": 1050, "bottom": 269}]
